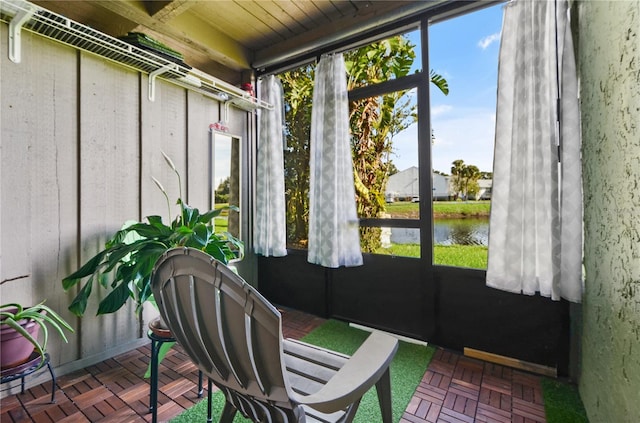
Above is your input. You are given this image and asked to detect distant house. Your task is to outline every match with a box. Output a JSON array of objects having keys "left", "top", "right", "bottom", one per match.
[
  {"left": 386, "top": 167, "right": 452, "bottom": 201},
  {"left": 476, "top": 179, "right": 492, "bottom": 200},
  {"left": 432, "top": 173, "right": 451, "bottom": 200},
  {"left": 386, "top": 167, "right": 492, "bottom": 201},
  {"left": 386, "top": 167, "right": 419, "bottom": 201}
]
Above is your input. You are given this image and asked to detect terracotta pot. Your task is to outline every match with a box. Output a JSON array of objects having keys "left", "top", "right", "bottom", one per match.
[
  {"left": 149, "top": 316, "right": 172, "bottom": 338},
  {"left": 0, "top": 318, "right": 40, "bottom": 369}
]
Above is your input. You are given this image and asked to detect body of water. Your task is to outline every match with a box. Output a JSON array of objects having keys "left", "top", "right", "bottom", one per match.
[{"left": 391, "top": 217, "right": 489, "bottom": 246}]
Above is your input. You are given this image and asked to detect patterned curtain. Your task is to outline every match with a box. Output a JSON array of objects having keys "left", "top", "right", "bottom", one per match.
[
  {"left": 254, "top": 75, "right": 287, "bottom": 257},
  {"left": 308, "top": 54, "right": 363, "bottom": 268},
  {"left": 486, "top": 0, "right": 583, "bottom": 302}
]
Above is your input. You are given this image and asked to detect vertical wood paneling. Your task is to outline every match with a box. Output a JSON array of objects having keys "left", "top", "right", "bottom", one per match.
[
  {"left": 79, "top": 53, "right": 140, "bottom": 356},
  {"left": 1, "top": 22, "right": 247, "bottom": 375},
  {"left": 0, "top": 28, "right": 79, "bottom": 366},
  {"left": 186, "top": 91, "right": 220, "bottom": 211},
  {"left": 140, "top": 77, "right": 188, "bottom": 220}
]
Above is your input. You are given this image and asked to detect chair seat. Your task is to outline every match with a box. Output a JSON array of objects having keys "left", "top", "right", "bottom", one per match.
[{"left": 283, "top": 339, "right": 351, "bottom": 422}]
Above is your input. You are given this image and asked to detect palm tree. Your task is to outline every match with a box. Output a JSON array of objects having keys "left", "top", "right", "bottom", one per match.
[
  {"left": 462, "top": 165, "right": 481, "bottom": 200},
  {"left": 451, "top": 159, "right": 466, "bottom": 200}
]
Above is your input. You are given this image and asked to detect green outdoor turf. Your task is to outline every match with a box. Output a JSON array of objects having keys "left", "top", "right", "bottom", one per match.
[
  {"left": 170, "top": 319, "right": 435, "bottom": 423},
  {"left": 375, "top": 243, "right": 488, "bottom": 269},
  {"left": 541, "top": 378, "right": 589, "bottom": 423},
  {"left": 434, "top": 244, "right": 488, "bottom": 269},
  {"left": 385, "top": 200, "right": 491, "bottom": 218},
  {"left": 432, "top": 200, "right": 491, "bottom": 217}
]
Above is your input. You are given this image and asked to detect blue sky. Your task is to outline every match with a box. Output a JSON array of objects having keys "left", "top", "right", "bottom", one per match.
[{"left": 392, "top": 4, "right": 504, "bottom": 175}]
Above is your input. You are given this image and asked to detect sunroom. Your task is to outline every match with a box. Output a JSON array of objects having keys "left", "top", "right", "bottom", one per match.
[{"left": 0, "top": 0, "right": 638, "bottom": 422}]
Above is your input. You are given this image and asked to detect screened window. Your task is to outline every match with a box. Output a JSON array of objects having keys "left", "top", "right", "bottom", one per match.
[{"left": 278, "top": 4, "right": 502, "bottom": 267}]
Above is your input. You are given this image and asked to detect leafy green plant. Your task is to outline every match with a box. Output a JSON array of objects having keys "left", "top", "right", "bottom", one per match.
[
  {"left": 0, "top": 301, "right": 74, "bottom": 367},
  {"left": 62, "top": 152, "right": 243, "bottom": 317}
]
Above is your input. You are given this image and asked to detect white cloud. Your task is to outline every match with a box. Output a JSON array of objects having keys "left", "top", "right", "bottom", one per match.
[
  {"left": 478, "top": 32, "right": 501, "bottom": 50},
  {"left": 388, "top": 107, "right": 496, "bottom": 174},
  {"left": 431, "top": 107, "right": 496, "bottom": 173},
  {"left": 431, "top": 104, "right": 453, "bottom": 116}
]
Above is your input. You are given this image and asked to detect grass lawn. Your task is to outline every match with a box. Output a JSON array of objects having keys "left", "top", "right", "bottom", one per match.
[
  {"left": 214, "top": 217, "right": 228, "bottom": 233},
  {"left": 375, "top": 244, "right": 488, "bottom": 269},
  {"left": 385, "top": 200, "right": 490, "bottom": 219}
]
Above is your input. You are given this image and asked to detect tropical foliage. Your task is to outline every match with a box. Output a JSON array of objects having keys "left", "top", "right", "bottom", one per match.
[
  {"left": 281, "top": 67, "right": 314, "bottom": 248},
  {"left": 281, "top": 33, "right": 449, "bottom": 251},
  {"left": 450, "top": 159, "right": 481, "bottom": 200},
  {"left": 62, "top": 153, "right": 243, "bottom": 317}
]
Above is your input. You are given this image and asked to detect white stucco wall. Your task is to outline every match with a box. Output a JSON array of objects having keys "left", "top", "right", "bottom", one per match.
[{"left": 578, "top": 1, "right": 640, "bottom": 421}]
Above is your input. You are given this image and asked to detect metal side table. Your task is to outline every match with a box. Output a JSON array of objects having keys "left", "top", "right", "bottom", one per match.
[
  {"left": 1, "top": 352, "right": 56, "bottom": 403},
  {"left": 148, "top": 328, "right": 203, "bottom": 423}
]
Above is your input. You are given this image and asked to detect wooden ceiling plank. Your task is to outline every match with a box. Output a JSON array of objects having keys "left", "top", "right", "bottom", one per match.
[
  {"left": 93, "top": 0, "right": 251, "bottom": 70},
  {"left": 327, "top": 0, "right": 350, "bottom": 18},
  {"left": 193, "top": 1, "right": 276, "bottom": 47},
  {"left": 234, "top": 1, "right": 290, "bottom": 40},
  {"left": 256, "top": 1, "right": 311, "bottom": 33},
  {"left": 308, "top": 0, "right": 345, "bottom": 21},
  {"left": 288, "top": 0, "right": 333, "bottom": 27}
]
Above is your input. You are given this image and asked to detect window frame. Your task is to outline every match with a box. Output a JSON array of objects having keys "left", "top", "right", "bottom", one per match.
[{"left": 260, "top": 1, "right": 501, "bottom": 266}]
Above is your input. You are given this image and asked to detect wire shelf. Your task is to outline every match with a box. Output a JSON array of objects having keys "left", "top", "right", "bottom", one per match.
[{"left": 0, "top": 0, "right": 271, "bottom": 110}]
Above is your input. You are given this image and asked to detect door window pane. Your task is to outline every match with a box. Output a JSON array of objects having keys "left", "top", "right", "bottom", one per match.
[
  {"left": 350, "top": 92, "right": 419, "bottom": 219},
  {"left": 429, "top": 4, "right": 502, "bottom": 269}
]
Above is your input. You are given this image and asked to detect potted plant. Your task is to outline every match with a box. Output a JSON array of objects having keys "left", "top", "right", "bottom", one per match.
[
  {"left": 1, "top": 300, "right": 74, "bottom": 369},
  {"left": 62, "top": 151, "right": 243, "bottom": 318}
]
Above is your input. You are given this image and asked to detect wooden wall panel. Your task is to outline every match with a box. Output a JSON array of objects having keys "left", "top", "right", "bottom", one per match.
[
  {"left": 186, "top": 91, "right": 220, "bottom": 211},
  {"left": 140, "top": 77, "right": 188, "bottom": 220},
  {"left": 78, "top": 53, "right": 140, "bottom": 356},
  {"left": 1, "top": 22, "right": 249, "bottom": 377},
  {"left": 0, "top": 28, "right": 79, "bottom": 366}
]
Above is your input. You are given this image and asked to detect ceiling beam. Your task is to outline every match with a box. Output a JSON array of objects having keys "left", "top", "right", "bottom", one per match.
[
  {"left": 143, "top": 0, "right": 195, "bottom": 23},
  {"left": 94, "top": 0, "right": 251, "bottom": 71}
]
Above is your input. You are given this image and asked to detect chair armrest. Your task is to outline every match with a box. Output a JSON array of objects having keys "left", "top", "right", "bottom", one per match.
[{"left": 291, "top": 332, "right": 398, "bottom": 414}]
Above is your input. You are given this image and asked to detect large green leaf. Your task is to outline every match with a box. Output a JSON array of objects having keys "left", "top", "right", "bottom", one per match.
[
  {"left": 68, "top": 278, "right": 94, "bottom": 317},
  {"left": 430, "top": 70, "right": 449, "bottom": 96},
  {"left": 97, "top": 281, "right": 132, "bottom": 315},
  {"left": 62, "top": 250, "right": 108, "bottom": 289},
  {"left": 131, "top": 222, "right": 172, "bottom": 239},
  {"left": 103, "top": 240, "right": 155, "bottom": 273},
  {"left": 204, "top": 242, "right": 228, "bottom": 263},
  {"left": 198, "top": 208, "right": 223, "bottom": 223},
  {"left": 188, "top": 223, "right": 211, "bottom": 248}
]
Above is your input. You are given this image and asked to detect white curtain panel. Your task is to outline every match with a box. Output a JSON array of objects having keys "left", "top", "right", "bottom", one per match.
[
  {"left": 487, "top": 0, "right": 583, "bottom": 302},
  {"left": 254, "top": 75, "right": 287, "bottom": 257},
  {"left": 308, "top": 54, "right": 363, "bottom": 268}
]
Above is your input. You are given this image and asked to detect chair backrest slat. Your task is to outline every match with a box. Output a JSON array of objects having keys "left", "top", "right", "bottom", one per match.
[{"left": 152, "top": 248, "right": 292, "bottom": 407}]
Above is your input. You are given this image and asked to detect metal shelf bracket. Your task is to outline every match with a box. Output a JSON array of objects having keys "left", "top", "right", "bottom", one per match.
[
  {"left": 148, "top": 63, "right": 177, "bottom": 102},
  {"left": 8, "top": 5, "right": 34, "bottom": 63}
]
